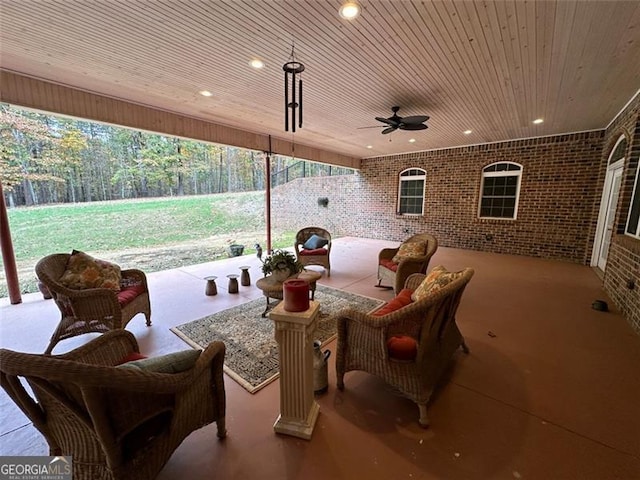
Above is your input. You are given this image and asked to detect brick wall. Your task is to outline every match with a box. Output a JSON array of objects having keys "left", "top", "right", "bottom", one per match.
[
  {"left": 273, "top": 131, "right": 604, "bottom": 264},
  {"left": 602, "top": 94, "right": 640, "bottom": 334}
]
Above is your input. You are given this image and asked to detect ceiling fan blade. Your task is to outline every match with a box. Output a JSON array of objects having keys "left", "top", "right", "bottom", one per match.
[
  {"left": 382, "top": 126, "right": 397, "bottom": 134},
  {"left": 357, "top": 125, "right": 384, "bottom": 129},
  {"left": 400, "top": 115, "right": 430, "bottom": 124},
  {"left": 375, "top": 117, "right": 398, "bottom": 126},
  {"left": 399, "top": 124, "right": 428, "bottom": 131}
]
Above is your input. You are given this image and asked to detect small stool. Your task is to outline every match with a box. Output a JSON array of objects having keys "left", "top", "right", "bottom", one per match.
[
  {"left": 204, "top": 276, "right": 218, "bottom": 296},
  {"left": 239, "top": 266, "right": 251, "bottom": 286},
  {"left": 227, "top": 274, "right": 239, "bottom": 294}
]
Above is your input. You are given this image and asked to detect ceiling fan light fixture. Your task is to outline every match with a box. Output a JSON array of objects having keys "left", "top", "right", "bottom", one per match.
[{"left": 339, "top": 2, "right": 360, "bottom": 19}]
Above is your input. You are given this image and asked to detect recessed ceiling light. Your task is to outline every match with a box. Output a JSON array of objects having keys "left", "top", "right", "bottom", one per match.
[
  {"left": 464, "top": 130, "right": 472, "bottom": 135},
  {"left": 250, "top": 59, "right": 264, "bottom": 69},
  {"left": 533, "top": 118, "right": 544, "bottom": 124},
  {"left": 366, "top": 145, "right": 373, "bottom": 149},
  {"left": 409, "top": 138, "right": 416, "bottom": 143},
  {"left": 199, "top": 90, "right": 213, "bottom": 97},
  {"left": 339, "top": 1, "right": 360, "bottom": 19}
]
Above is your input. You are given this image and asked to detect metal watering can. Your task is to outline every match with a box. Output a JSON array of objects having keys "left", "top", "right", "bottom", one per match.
[{"left": 313, "top": 340, "right": 331, "bottom": 395}]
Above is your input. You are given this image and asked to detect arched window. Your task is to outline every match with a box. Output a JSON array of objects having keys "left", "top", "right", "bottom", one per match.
[
  {"left": 397, "top": 168, "right": 426, "bottom": 215},
  {"left": 624, "top": 136, "right": 640, "bottom": 238},
  {"left": 478, "top": 162, "right": 522, "bottom": 219}
]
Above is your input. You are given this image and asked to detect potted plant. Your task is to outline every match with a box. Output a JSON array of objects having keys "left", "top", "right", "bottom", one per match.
[
  {"left": 227, "top": 242, "right": 245, "bottom": 257},
  {"left": 261, "top": 249, "right": 303, "bottom": 281}
]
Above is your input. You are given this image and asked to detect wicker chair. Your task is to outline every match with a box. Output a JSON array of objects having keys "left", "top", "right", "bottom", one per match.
[
  {"left": 336, "top": 268, "right": 474, "bottom": 427},
  {"left": 294, "top": 227, "right": 332, "bottom": 276},
  {"left": 377, "top": 233, "right": 438, "bottom": 294},
  {"left": 0, "top": 330, "right": 226, "bottom": 480},
  {"left": 36, "top": 253, "right": 151, "bottom": 354}
]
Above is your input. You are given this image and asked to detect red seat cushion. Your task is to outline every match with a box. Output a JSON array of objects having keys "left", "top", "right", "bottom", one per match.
[
  {"left": 117, "top": 284, "right": 146, "bottom": 306},
  {"left": 379, "top": 258, "right": 398, "bottom": 272},
  {"left": 299, "top": 248, "right": 328, "bottom": 256},
  {"left": 387, "top": 335, "right": 418, "bottom": 361},
  {"left": 115, "top": 351, "right": 148, "bottom": 365},
  {"left": 373, "top": 289, "right": 414, "bottom": 316}
]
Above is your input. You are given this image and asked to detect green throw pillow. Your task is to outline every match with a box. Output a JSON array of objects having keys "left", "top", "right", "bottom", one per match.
[{"left": 118, "top": 349, "right": 201, "bottom": 373}]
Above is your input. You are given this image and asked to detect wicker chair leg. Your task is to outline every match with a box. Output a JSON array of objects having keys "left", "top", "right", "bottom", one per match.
[
  {"left": 418, "top": 404, "right": 430, "bottom": 428},
  {"left": 216, "top": 418, "right": 227, "bottom": 439},
  {"left": 461, "top": 339, "right": 470, "bottom": 354},
  {"left": 145, "top": 313, "right": 152, "bottom": 327}
]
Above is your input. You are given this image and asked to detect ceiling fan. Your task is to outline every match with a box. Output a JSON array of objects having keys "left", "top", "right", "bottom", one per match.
[{"left": 367, "top": 106, "right": 430, "bottom": 134}]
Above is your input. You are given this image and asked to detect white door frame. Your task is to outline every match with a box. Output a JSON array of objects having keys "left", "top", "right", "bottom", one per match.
[{"left": 591, "top": 158, "right": 624, "bottom": 268}]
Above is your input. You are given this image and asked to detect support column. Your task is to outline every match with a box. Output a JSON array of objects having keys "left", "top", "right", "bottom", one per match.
[{"left": 268, "top": 301, "right": 319, "bottom": 440}]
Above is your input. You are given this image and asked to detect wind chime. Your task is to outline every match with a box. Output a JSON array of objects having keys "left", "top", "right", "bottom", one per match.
[{"left": 283, "top": 44, "right": 305, "bottom": 132}]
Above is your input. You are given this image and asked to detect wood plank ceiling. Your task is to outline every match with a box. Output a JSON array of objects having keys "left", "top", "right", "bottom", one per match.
[{"left": 1, "top": 0, "right": 639, "bottom": 160}]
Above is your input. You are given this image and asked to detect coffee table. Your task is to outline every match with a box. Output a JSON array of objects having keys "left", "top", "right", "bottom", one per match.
[{"left": 256, "top": 270, "right": 323, "bottom": 317}]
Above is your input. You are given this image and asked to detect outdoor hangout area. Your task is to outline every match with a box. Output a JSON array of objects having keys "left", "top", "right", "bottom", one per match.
[
  {"left": 1, "top": 237, "right": 639, "bottom": 479},
  {"left": 2, "top": 1, "right": 640, "bottom": 478}
]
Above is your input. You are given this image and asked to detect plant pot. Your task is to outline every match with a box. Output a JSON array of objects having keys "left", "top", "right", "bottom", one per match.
[
  {"left": 228, "top": 244, "right": 245, "bottom": 257},
  {"left": 272, "top": 268, "right": 291, "bottom": 282}
]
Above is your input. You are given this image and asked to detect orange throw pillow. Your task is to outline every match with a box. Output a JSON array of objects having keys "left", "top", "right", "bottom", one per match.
[
  {"left": 59, "top": 250, "right": 122, "bottom": 291},
  {"left": 387, "top": 335, "right": 418, "bottom": 361}
]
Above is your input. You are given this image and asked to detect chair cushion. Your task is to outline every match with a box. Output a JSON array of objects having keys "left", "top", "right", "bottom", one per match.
[
  {"left": 115, "top": 351, "right": 148, "bottom": 365},
  {"left": 59, "top": 250, "right": 122, "bottom": 291},
  {"left": 386, "top": 335, "right": 418, "bottom": 361},
  {"left": 391, "top": 241, "right": 427, "bottom": 263},
  {"left": 118, "top": 349, "right": 201, "bottom": 373},
  {"left": 411, "top": 265, "right": 461, "bottom": 302},
  {"left": 300, "top": 248, "right": 328, "bottom": 256},
  {"left": 373, "top": 289, "right": 414, "bottom": 316},
  {"left": 379, "top": 258, "right": 399, "bottom": 272},
  {"left": 117, "top": 284, "right": 146, "bottom": 306},
  {"left": 303, "top": 234, "right": 329, "bottom": 249}
]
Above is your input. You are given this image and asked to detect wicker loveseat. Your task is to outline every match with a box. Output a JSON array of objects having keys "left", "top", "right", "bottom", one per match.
[
  {"left": 36, "top": 252, "right": 151, "bottom": 354},
  {"left": 377, "top": 233, "right": 438, "bottom": 294},
  {"left": 0, "top": 330, "right": 226, "bottom": 480},
  {"left": 336, "top": 267, "right": 474, "bottom": 427}
]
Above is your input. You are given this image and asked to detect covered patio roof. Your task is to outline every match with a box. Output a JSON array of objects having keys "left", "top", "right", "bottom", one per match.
[{"left": 2, "top": 1, "right": 640, "bottom": 161}]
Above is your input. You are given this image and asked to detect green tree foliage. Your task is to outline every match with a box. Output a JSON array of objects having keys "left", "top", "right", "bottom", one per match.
[{"left": 1, "top": 103, "right": 353, "bottom": 206}]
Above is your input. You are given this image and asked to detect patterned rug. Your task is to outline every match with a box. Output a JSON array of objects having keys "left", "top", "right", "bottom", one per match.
[{"left": 171, "top": 285, "right": 385, "bottom": 394}]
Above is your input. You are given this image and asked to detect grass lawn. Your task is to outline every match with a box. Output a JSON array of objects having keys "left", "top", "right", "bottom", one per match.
[{"left": 1, "top": 191, "right": 297, "bottom": 297}]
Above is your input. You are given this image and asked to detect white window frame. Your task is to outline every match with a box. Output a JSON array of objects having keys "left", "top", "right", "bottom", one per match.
[
  {"left": 625, "top": 161, "right": 640, "bottom": 239},
  {"left": 478, "top": 161, "right": 522, "bottom": 220},
  {"left": 397, "top": 168, "right": 426, "bottom": 216}
]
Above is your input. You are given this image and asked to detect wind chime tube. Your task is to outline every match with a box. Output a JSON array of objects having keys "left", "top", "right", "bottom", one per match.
[
  {"left": 284, "top": 72, "right": 289, "bottom": 132},
  {"left": 299, "top": 78, "right": 303, "bottom": 128},
  {"left": 292, "top": 71, "right": 297, "bottom": 133}
]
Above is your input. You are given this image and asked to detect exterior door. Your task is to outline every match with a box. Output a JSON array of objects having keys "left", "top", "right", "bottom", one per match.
[{"left": 595, "top": 164, "right": 623, "bottom": 270}]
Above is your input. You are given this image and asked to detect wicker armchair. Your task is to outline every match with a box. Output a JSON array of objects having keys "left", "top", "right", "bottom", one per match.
[
  {"left": 36, "top": 253, "right": 151, "bottom": 354},
  {"left": 0, "top": 330, "right": 226, "bottom": 480},
  {"left": 377, "top": 233, "right": 438, "bottom": 294},
  {"left": 336, "top": 268, "right": 474, "bottom": 427},
  {"left": 294, "top": 227, "right": 332, "bottom": 276}
]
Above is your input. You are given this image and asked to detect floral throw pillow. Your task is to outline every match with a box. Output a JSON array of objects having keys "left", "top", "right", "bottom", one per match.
[
  {"left": 59, "top": 250, "right": 122, "bottom": 291},
  {"left": 411, "top": 265, "right": 461, "bottom": 302},
  {"left": 391, "top": 240, "right": 427, "bottom": 263}
]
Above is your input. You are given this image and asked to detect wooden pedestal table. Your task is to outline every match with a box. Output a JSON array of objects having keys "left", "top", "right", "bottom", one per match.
[{"left": 268, "top": 301, "right": 320, "bottom": 440}]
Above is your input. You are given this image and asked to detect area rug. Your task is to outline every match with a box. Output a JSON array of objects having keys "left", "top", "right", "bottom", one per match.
[{"left": 170, "top": 285, "right": 385, "bottom": 394}]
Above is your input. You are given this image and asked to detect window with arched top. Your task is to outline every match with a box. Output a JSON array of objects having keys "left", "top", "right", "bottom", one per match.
[
  {"left": 610, "top": 136, "right": 628, "bottom": 164},
  {"left": 397, "top": 168, "right": 426, "bottom": 215},
  {"left": 478, "top": 162, "right": 522, "bottom": 219},
  {"left": 624, "top": 136, "right": 640, "bottom": 238}
]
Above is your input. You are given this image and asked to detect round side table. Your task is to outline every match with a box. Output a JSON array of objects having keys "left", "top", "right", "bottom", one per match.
[
  {"left": 204, "top": 276, "right": 218, "bottom": 296},
  {"left": 227, "top": 274, "right": 239, "bottom": 294},
  {"left": 239, "top": 266, "right": 251, "bottom": 286}
]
